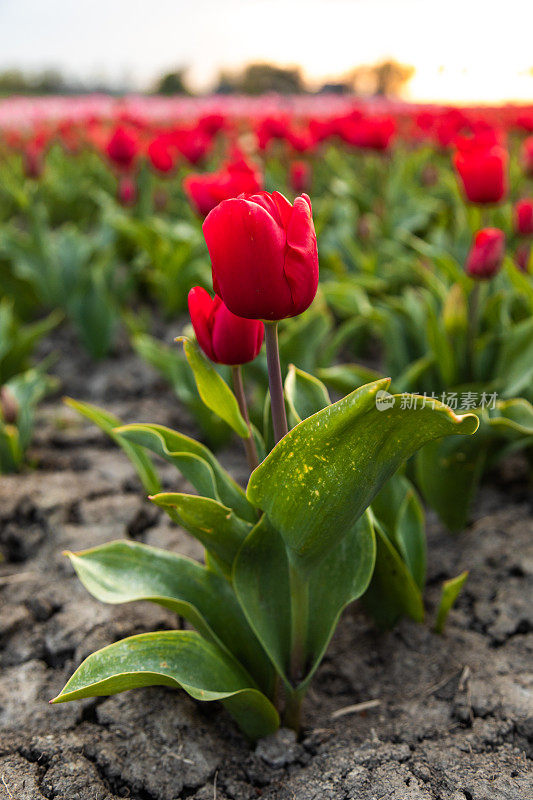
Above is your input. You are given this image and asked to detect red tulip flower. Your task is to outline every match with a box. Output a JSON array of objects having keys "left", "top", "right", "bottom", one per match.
[
  {"left": 188, "top": 287, "right": 264, "bottom": 365},
  {"left": 203, "top": 191, "right": 319, "bottom": 321},
  {"left": 514, "top": 199, "right": 533, "bottom": 236},
  {"left": 106, "top": 126, "right": 139, "bottom": 171},
  {"left": 147, "top": 135, "right": 176, "bottom": 174},
  {"left": 521, "top": 136, "right": 533, "bottom": 177},
  {"left": 184, "top": 156, "right": 263, "bottom": 218},
  {"left": 453, "top": 134, "right": 508, "bottom": 204},
  {"left": 466, "top": 228, "right": 505, "bottom": 280}
]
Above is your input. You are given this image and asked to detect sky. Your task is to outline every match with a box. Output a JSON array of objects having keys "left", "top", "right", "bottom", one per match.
[{"left": 0, "top": 0, "right": 532, "bottom": 102}]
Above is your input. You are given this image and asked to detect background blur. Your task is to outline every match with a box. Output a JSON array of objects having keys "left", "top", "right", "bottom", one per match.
[{"left": 1, "top": 0, "right": 532, "bottom": 102}]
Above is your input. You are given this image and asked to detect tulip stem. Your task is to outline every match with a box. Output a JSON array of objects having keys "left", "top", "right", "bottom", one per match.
[
  {"left": 466, "top": 283, "right": 481, "bottom": 379},
  {"left": 264, "top": 321, "right": 288, "bottom": 444},
  {"left": 232, "top": 366, "right": 259, "bottom": 472}
]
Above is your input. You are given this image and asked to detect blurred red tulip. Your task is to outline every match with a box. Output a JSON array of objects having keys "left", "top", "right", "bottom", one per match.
[
  {"left": 466, "top": 228, "right": 505, "bottom": 279},
  {"left": 106, "top": 126, "right": 139, "bottom": 171},
  {"left": 147, "top": 135, "right": 176, "bottom": 174},
  {"left": 184, "top": 155, "right": 263, "bottom": 217},
  {"left": 514, "top": 199, "right": 533, "bottom": 236},
  {"left": 453, "top": 133, "right": 508, "bottom": 204},
  {"left": 289, "top": 161, "right": 311, "bottom": 194},
  {"left": 117, "top": 174, "right": 137, "bottom": 207}
]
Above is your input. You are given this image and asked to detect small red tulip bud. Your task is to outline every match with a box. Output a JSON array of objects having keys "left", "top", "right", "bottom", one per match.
[
  {"left": 465, "top": 228, "right": 505, "bottom": 280},
  {"left": 188, "top": 287, "right": 264, "bottom": 366},
  {"left": 514, "top": 199, "right": 533, "bottom": 237},
  {"left": 289, "top": 161, "right": 311, "bottom": 194},
  {"left": 515, "top": 243, "right": 531, "bottom": 273},
  {"left": 118, "top": 175, "right": 137, "bottom": 207}
]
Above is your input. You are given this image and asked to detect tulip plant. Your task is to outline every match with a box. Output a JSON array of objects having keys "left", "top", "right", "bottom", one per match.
[
  {"left": 321, "top": 224, "right": 533, "bottom": 530},
  {"left": 0, "top": 299, "right": 60, "bottom": 472},
  {"left": 52, "top": 191, "right": 478, "bottom": 739}
]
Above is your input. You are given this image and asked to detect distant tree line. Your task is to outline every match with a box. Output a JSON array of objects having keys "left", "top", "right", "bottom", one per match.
[{"left": 0, "top": 60, "right": 414, "bottom": 98}]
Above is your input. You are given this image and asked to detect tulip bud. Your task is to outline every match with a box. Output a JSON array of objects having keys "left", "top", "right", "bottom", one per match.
[
  {"left": 289, "top": 161, "right": 311, "bottom": 194},
  {"left": 443, "top": 283, "right": 467, "bottom": 335},
  {"left": 203, "top": 191, "right": 319, "bottom": 321},
  {"left": 453, "top": 135, "right": 508, "bottom": 204},
  {"left": 0, "top": 386, "right": 19, "bottom": 424},
  {"left": 117, "top": 175, "right": 137, "bottom": 207},
  {"left": 521, "top": 136, "right": 533, "bottom": 177},
  {"left": 515, "top": 243, "right": 531, "bottom": 273},
  {"left": 465, "top": 228, "right": 505, "bottom": 280},
  {"left": 514, "top": 199, "right": 533, "bottom": 237},
  {"left": 106, "top": 126, "right": 139, "bottom": 171},
  {"left": 147, "top": 135, "right": 176, "bottom": 174},
  {"left": 188, "top": 287, "right": 264, "bottom": 366}
]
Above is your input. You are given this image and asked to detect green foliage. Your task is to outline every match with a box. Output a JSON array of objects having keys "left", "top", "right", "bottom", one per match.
[{"left": 434, "top": 571, "right": 469, "bottom": 634}]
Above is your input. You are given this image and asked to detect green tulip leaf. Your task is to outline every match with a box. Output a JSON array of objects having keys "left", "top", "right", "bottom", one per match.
[
  {"left": 233, "top": 515, "right": 292, "bottom": 684},
  {"left": 284, "top": 364, "right": 331, "bottom": 427},
  {"left": 114, "top": 423, "right": 255, "bottom": 523},
  {"left": 415, "top": 434, "right": 486, "bottom": 533},
  {"left": 179, "top": 336, "right": 249, "bottom": 438},
  {"left": 248, "top": 379, "right": 478, "bottom": 571},
  {"left": 303, "top": 510, "right": 376, "bottom": 688},
  {"left": 485, "top": 398, "right": 533, "bottom": 437},
  {"left": 434, "top": 571, "right": 469, "bottom": 634},
  {"left": 495, "top": 317, "right": 533, "bottom": 399},
  {"left": 233, "top": 512, "right": 376, "bottom": 691},
  {"left": 66, "top": 541, "right": 274, "bottom": 693},
  {"left": 362, "top": 519, "right": 425, "bottom": 630},
  {"left": 148, "top": 492, "right": 252, "bottom": 575},
  {"left": 372, "top": 474, "right": 426, "bottom": 590},
  {"left": 65, "top": 398, "right": 160, "bottom": 495},
  {"left": 51, "top": 630, "right": 279, "bottom": 741}
]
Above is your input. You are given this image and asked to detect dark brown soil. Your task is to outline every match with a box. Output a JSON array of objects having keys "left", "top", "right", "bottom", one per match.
[{"left": 1, "top": 328, "right": 532, "bottom": 799}]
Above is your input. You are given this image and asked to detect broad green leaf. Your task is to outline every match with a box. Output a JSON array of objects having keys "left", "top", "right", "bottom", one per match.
[
  {"left": 248, "top": 379, "right": 478, "bottom": 571},
  {"left": 233, "top": 516, "right": 292, "bottom": 683},
  {"left": 303, "top": 511, "right": 376, "bottom": 688},
  {"left": 149, "top": 493, "right": 252, "bottom": 575},
  {"left": 66, "top": 541, "right": 274, "bottom": 693},
  {"left": 51, "top": 631, "right": 279, "bottom": 741},
  {"left": 233, "top": 513, "right": 376, "bottom": 691},
  {"left": 65, "top": 398, "right": 160, "bottom": 495},
  {"left": 115, "top": 423, "right": 255, "bottom": 523},
  {"left": 179, "top": 337, "right": 249, "bottom": 438},
  {"left": 362, "top": 519, "right": 425, "bottom": 630},
  {"left": 434, "top": 571, "right": 469, "bottom": 634},
  {"left": 284, "top": 365, "right": 330, "bottom": 427}
]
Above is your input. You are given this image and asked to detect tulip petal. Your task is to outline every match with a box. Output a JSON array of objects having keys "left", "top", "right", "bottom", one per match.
[
  {"left": 203, "top": 198, "right": 291, "bottom": 320},
  {"left": 282, "top": 195, "right": 319, "bottom": 316},
  {"left": 188, "top": 287, "right": 217, "bottom": 362}
]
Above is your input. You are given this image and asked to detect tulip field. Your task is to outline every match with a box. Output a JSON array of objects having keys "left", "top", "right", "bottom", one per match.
[{"left": 0, "top": 94, "right": 532, "bottom": 799}]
